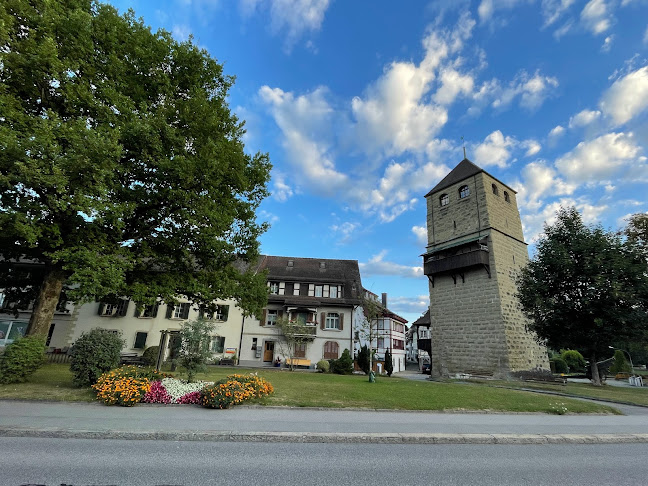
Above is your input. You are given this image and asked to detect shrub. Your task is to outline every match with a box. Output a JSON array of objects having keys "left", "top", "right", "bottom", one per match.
[
  {"left": 226, "top": 374, "right": 274, "bottom": 398},
  {"left": 70, "top": 329, "right": 124, "bottom": 387},
  {"left": 142, "top": 380, "right": 172, "bottom": 404},
  {"left": 179, "top": 319, "right": 215, "bottom": 382},
  {"left": 0, "top": 335, "right": 46, "bottom": 384},
  {"left": 550, "top": 357, "right": 569, "bottom": 374},
  {"left": 316, "top": 359, "right": 330, "bottom": 373},
  {"left": 331, "top": 349, "right": 353, "bottom": 375},
  {"left": 609, "top": 350, "right": 632, "bottom": 374},
  {"left": 384, "top": 349, "right": 394, "bottom": 377},
  {"left": 561, "top": 350, "right": 586, "bottom": 373},
  {"left": 511, "top": 369, "right": 557, "bottom": 382},
  {"left": 141, "top": 346, "right": 160, "bottom": 367},
  {"left": 356, "top": 345, "right": 370, "bottom": 374},
  {"left": 92, "top": 366, "right": 151, "bottom": 406}
]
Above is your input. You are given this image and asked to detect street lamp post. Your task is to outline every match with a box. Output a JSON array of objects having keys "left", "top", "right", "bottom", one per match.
[{"left": 609, "top": 346, "right": 634, "bottom": 376}]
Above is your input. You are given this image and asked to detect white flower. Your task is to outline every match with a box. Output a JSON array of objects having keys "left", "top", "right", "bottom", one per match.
[{"left": 160, "top": 378, "right": 214, "bottom": 403}]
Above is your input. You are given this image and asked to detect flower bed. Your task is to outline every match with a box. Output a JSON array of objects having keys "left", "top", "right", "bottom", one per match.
[{"left": 93, "top": 369, "right": 273, "bottom": 409}]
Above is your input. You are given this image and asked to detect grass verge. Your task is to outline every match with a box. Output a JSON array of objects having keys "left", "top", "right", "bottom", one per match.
[{"left": 0, "top": 364, "right": 619, "bottom": 414}]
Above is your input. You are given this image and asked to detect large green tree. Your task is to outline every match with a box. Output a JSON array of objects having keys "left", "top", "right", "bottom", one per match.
[
  {"left": 517, "top": 207, "right": 648, "bottom": 385},
  {"left": 0, "top": 0, "right": 271, "bottom": 336}
]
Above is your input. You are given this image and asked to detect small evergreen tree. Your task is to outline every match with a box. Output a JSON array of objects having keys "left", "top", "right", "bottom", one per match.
[
  {"left": 384, "top": 349, "right": 394, "bottom": 377},
  {"left": 357, "top": 344, "right": 370, "bottom": 374},
  {"left": 609, "top": 350, "right": 632, "bottom": 374},
  {"left": 179, "top": 319, "right": 215, "bottom": 382},
  {"left": 331, "top": 349, "right": 354, "bottom": 375}
]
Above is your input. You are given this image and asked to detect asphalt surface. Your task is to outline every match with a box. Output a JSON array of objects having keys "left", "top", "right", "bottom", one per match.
[{"left": 3, "top": 399, "right": 648, "bottom": 445}]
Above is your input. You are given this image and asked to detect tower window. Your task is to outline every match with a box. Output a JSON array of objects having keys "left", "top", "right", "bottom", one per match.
[
  {"left": 459, "top": 185, "right": 470, "bottom": 199},
  {"left": 439, "top": 194, "right": 449, "bottom": 207},
  {"left": 504, "top": 191, "right": 510, "bottom": 203},
  {"left": 492, "top": 184, "right": 499, "bottom": 195}
]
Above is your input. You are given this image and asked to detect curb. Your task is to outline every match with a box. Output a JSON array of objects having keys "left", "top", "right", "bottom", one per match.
[{"left": 2, "top": 427, "right": 648, "bottom": 444}]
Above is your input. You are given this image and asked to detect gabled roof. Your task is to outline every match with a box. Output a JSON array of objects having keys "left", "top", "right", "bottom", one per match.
[
  {"left": 424, "top": 158, "right": 517, "bottom": 197},
  {"left": 412, "top": 309, "right": 430, "bottom": 327},
  {"left": 258, "top": 255, "right": 363, "bottom": 306}
]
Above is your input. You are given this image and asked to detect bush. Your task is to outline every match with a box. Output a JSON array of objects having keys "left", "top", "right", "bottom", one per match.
[
  {"left": 384, "top": 349, "right": 394, "bottom": 377},
  {"left": 609, "top": 350, "right": 632, "bottom": 374},
  {"left": 0, "top": 335, "right": 46, "bottom": 384},
  {"left": 561, "top": 350, "right": 586, "bottom": 373},
  {"left": 356, "top": 345, "right": 369, "bottom": 374},
  {"left": 141, "top": 346, "right": 160, "bottom": 367},
  {"left": 200, "top": 374, "right": 273, "bottom": 409},
  {"left": 92, "top": 366, "right": 152, "bottom": 406},
  {"left": 179, "top": 319, "right": 215, "bottom": 382},
  {"left": 316, "top": 359, "right": 330, "bottom": 373},
  {"left": 550, "top": 357, "right": 569, "bottom": 374},
  {"left": 511, "top": 369, "right": 558, "bottom": 382},
  {"left": 70, "top": 329, "right": 124, "bottom": 387},
  {"left": 331, "top": 349, "right": 353, "bottom": 375}
]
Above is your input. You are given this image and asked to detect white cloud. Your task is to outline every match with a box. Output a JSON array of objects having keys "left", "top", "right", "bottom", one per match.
[
  {"left": 568, "top": 109, "right": 601, "bottom": 128},
  {"left": 412, "top": 225, "right": 428, "bottom": 247},
  {"left": 601, "top": 35, "right": 614, "bottom": 52},
  {"left": 259, "top": 85, "right": 348, "bottom": 195},
  {"left": 580, "top": 0, "right": 612, "bottom": 35},
  {"left": 522, "top": 198, "right": 608, "bottom": 243},
  {"left": 515, "top": 161, "right": 576, "bottom": 211},
  {"left": 553, "top": 21, "right": 574, "bottom": 39},
  {"left": 599, "top": 66, "right": 648, "bottom": 126},
  {"left": 522, "top": 140, "right": 542, "bottom": 157},
  {"left": 541, "top": 0, "right": 576, "bottom": 26},
  {"left": 492, "top": 70, "right": 559, "bottom": 111},
  {"left": 171, "top": 24, "right": 191, "bottom": 42},
  {"left": 474, "top": 130, "right": 516, "bottom": 168},
  {"left": 241, "top": 0, "right": 330, "bottom": 51},
  {"left": 477, "top": 0, "right": 527, "bottom": 23},
  {"left": 555, "top": 132, "right": 643, "bottom": 183},
  {"left": 330, "top": 222, "right": 360, "bottom": 244},
  {"left": 433, "top": 68, "right": 475, "bottom": 105},
  {"left": 259, "top": 210, "right": 280, "bottom": 225},
  {"left": 388, "top": 295, "right": 430, "bottom": 315},
  {"left": 644, "top": 25, "right": 648, "bottom": 44},
  {"left": 359, "top": 251, "right": 423, "bottom": 278},
  {"left": 272, "top": 173, "right": 294, "bottom": 202},
  {"left": 548, "top": 125, "right": 566, "bottom": 140}
]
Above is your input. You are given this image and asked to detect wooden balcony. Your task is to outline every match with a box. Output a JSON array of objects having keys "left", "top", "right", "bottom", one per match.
[{"left": 424, "top": 248, "right": 489, "bottom": 276}]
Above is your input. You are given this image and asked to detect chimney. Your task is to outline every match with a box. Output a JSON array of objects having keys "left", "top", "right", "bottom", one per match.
[{"left": 382, "top": 293, "right": 387, "bottom": 308}]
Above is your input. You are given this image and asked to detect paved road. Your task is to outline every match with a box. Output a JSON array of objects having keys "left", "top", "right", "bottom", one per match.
[
  {"left": 2, "top": 400, "right": 648, "bottom": 442},
  {"left": 3, "top": 437, "right": 648, "bottom": 485}
]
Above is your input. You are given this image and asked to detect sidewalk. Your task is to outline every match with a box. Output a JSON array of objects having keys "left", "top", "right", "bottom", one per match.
[{"left": 2, "top": 400, "right": 648, "bottom": 445}]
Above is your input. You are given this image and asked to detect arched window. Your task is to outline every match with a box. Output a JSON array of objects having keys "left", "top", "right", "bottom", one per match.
[
  {"left": 459, "top": 185, "right": 470, "bottom": 199},
  {"left": 439, "top": 193, "right": 449, "bottom": 207},
  {"left": 492, "top": 184, "right": 499, "bottom": 195},
  {"left": 323, "top": 341, "right": 339, "bottom": 359},
  {"left": 504, "top": 191, "right": 510, "bottom": 202}
]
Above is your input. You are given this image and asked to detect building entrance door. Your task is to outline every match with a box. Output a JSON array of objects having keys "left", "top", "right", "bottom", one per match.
[{"left": 263, "top": 341, "right": 274, "bottom": 362}]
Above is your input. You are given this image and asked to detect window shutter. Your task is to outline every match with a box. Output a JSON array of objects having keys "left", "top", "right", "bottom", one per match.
[
  {"left": 260, "top": 309, "right": 266, "bottom": 326},
  {"left": 308, "top": 284, "right": 314, "bottom": 297},
  {"left": 166, "top": 305, "right": 174, "bottom": 319},
  {"left": 320, "top": 312, "right": 326, "bottom": 330},
  {"left": 134, "top": 332, "right": 147, "bottom": 349},
  {"left": 279, "top": 282, "right": 285, "bottom": 295},
  {"left": 181, "top": 303, "right": 190, "bottom": 319},
  {"left": 151, "top": 303, "right": 159, "bottom": 318},
  {"left": 339, "top": 313, "right": 344, "bottom": 331},
  {"left": 134, "top": 306, "right": 141, "bottom": 318},
  {"left": 222, "top": 305, "right": 229, "bottom": 321},
  {"left": 278, "top": 310, "right": 284, "bottom": 319},
  {"left": 98, "top": 303, "right": 105, "bottom": 316},
  {"left": 118, "top": 299, "right": 129, "bottom": 317}
]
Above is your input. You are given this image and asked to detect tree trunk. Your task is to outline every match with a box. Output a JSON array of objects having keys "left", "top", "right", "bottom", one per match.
[
  {"left": 590, "top": 352, "right": 602, "bottom": 386},
  {"left": 26, "top": 269, "right": 66, "bottom": 336}
]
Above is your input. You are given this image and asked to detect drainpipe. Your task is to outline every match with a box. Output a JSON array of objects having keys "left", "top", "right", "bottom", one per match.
[{"left": 237, "top": 315, "right": 245, "bottom": 366}]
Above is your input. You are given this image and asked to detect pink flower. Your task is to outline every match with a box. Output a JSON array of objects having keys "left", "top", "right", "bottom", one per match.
[
  {"left": 176, "top": 391, "right": 201, "bottom": 404},
  {"left": 142, "top": 381, "right": 172, "bottom": 404}
]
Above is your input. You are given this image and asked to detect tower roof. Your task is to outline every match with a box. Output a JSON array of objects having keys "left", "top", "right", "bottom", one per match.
[{"left": 424, "top": 158, "right": 517, "bottom": 197}]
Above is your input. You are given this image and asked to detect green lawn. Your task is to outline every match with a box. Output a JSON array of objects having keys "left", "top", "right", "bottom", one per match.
[
  {"left": 485, "top": 379, "right": 648, "bottom": 407},
  {"left": 0, "top": 364, "right": 619, "bottom": 414}
]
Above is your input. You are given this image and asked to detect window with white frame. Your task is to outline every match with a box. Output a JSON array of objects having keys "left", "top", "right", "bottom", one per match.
[
  {"left": 377, "top": 337, "right": 385, "bottom": 349},
  {"left": 440, "top": 193, "right": 449, "bottom": 207},
  {"left": 459, "top": 185, "right": 470, "bottom": 199},
  {"left": 314, "top": 285, "right": 323, "bottom": 297},
  {"left": 267, "top": 309, "right": 278, "bottom": 326},
  {"left": 268, "top": 282, "right": 279, "bottom": 294},
  {"left": 211, "top": 336, "right": 225, "bottom": 353},
  {"left": 293, "top": 283, "right": 300, "bottom": 296},
  {"left": 325, "top": 312, "right": 340, "bottom": 330},
  {"left": 171, "top": 303, "right": 190, "bottom": 320}
]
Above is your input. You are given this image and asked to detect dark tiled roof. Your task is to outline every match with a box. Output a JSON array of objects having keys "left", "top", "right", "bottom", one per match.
[
  {"left": 258, "top": 255, "right": 363, "bottom": 306},
  {"left": 424, "top": 158, "right": 517, "bottom": 197},
  {"left": 412, "top": 309, "right": 430, "bottom": 327}
]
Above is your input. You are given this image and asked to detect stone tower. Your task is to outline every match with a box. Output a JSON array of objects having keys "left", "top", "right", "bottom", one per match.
[{"left": 422, "top": 158, "right": 548, "bottom": 377}]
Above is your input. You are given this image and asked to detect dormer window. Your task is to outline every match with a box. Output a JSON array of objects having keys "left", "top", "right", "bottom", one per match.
[
  {"left": 439, "top": 194, "right": 449, "bottom": 207},
  {"left": 504, "top": 191, "right": 510, "bottom": 203},
  {"left": 287, "top": 260, "right": 293, "bottom": 267},
  {"left": 319, "top": 262, "right": 326, "bottom": 269},
  {"left": 492, "top": 184, "right": 498, "bottom": 195},
  {"left": 459, "top": 185, "right": 470, "bottom": 199}
]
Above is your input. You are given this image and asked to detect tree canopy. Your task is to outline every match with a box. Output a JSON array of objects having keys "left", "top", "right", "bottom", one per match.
[
  {"left": 517, "top": 207, "right": 648, "bottom": 384},
  {"left": 0, "top": 0, "right": 271, "bottom": 335}
]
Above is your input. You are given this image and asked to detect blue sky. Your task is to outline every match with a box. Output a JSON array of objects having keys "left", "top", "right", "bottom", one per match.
[{"left": 108, "top": 0, "right": 648, "bottom": 324}]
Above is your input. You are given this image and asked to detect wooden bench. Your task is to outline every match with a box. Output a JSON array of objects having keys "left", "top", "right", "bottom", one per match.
[
  {"left": 120, "top": 353, "right": 145, "bottom": 366},
  {"left": 285, "top": 358, "right": 311, "bottom": 368}
]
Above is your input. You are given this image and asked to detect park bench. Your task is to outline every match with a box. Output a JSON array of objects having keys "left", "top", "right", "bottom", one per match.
[{"left": 285, "top": 358, "right": 311, "bottom": 368}]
